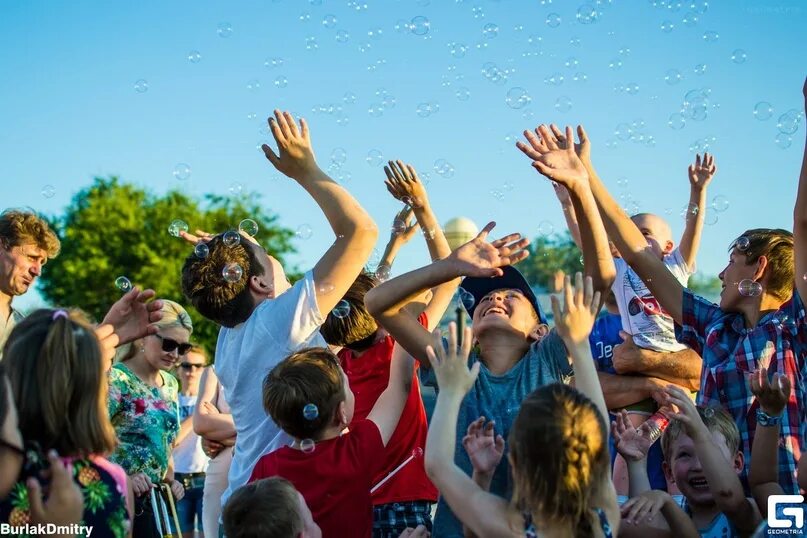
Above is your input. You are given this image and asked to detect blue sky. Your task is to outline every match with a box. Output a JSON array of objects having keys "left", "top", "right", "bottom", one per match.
[{"left": 1, "top": 0, "right": 805, "bottom": 311}]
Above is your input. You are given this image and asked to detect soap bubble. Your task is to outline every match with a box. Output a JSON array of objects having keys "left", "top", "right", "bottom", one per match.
[
  {"left": 668, "top": 113, "right": 686, "bottom": 130},
  {"left": 173, "top": 163, "right": 191, "bottom": 181},
  {"left": 300, "top": 439, "right": 316, "bottom": 453},
  {"left": 472, "top": 5, "right": 484, "bottom": 19},
  {"left": 168, "top": 219, "right": 189, "bottom": 238},
  {"left": 703, "top": 407, "right": 715, "bottom": 419},
  {"left": 296, "top": 224, "right": 313, "bottom": 240},
  {"left": 482, "top": 23, "right": 499, "bottom": 39},
  {"left": 546, "top": 13, "right": 561, "bottom": 27},
  {"left": 660, "top": 20, "right": 674, "bottom": 33},
  {"left": 538, "top": 221, "right": 555, "bottom": 236},
  {"left": 505, "top": 87, "right": 531, "bottom": 109},
  {"left": 115, "top": 276, "right": 132, "bottom": 292},
  {"left": 239, "top": 219, "right": 259, "bottom": 236},
  {"left": 711, "top": 195, "right": 729, "bottom": 212},
  {"left": 331, "top": 148, "right": 347, "bottom": 164},
  {"left": 738, "top": 279, "right": 762, "bottom": 297},
  {"left": 665, "top": 69, "right": 683, "bottom": 85},
  {"left": 222, "top": 231, "right": 241, "bottom": 247},
  {"left": 614, "top": 123, "right": 632, "bottom": 141},
  {"left": 274, "top": 76, "right": 288, "bottom": 88},
  {"left": 376, "top": 264, "right": 391, "bottom": 282},
  {"left": 777, "top": 109, "right": 802, "bottom": 135},
  {"left": 265, "top": 57, "right": 284, "bottom": 69},
  {"left": 194, "top": 243, "right": 209, "bottom": 259},
  {"left": 775, "top": 133, "right": 793, "bottom": 150},
  {"left": 702, "top": 30, "right": 719, "bottom": 42},
  {"left": 229, "top": 182, "right": 243, "bottom": 196},
  {"left": 753, "top": 102, "right": 773, "bottom": 121},
  {"left": 705, "top": 212, "right": 718, "bottom": 226},
  {"left": 187, "top": 51, "right": 201, "bottom": 63},
  {"left": 392, "top": 218, "right": 407, "bottom": 234},
  {"left": 305, "top": 36, "right": 319, "bottom": 51},
  {"left": 565, "top": 56, "right": 579, "bottom": 69},
  {"left": 217, "top": 22, "right": 233, "bottom": 37},
  {"left": 41, "top": 185, "right": 55, "bottom": 198},
  {"left": 222, "top": 263, "right": 244, "bottom": 283},
  {"left": 625, "top": 83, "right": 639, "bottom": 95},
  {"left": 343, "top": 92, "right": 357, "bottom": 105},
  {"left": 335, "top": 29, "right": 350, "bottom": 43},
  {"left": 731, "top": 49, "right": 747, "bottom": 64},
  {"left": 555, "top": 96, "right": 572, "bottom": 113},
  {"left": 410, "top": 16, "right": 430, "bottom": 35},
  {"left": 680, "top": 203, "right": 699, "bottom": 221},
  {"left": 366, "top": 149, "right": 384, "bottom": 167},
  {"left": 455, "top": 87, "right": 471, "bottom": 101},
  {"left": 322, "top": 14, "right": 337, "bottom": 28},
  {"left": 573, "top": 72, "right": 588, "bottom": 83},
  {"left": 693, "top": 63, "right": 707, "bottom": 76},
  {"left": 303, "top": 403, "right": 319, "bottom": 420},
  {"left": 134, "top": 79, "right": 148, "bottom": 93},
  {"left": 681, "top": 11, "right": 699, "bottom": 26},
  {"left": 735, "top": 236, "right": 750, "bottom": 251},
  {"left": 458, "top": 287, "right": 475, "bottom": 310},
  {"left": 576, "top": 4, "right": 599, "bottom": 24},
  {"left": 331, "top": 300, "right": 351, "bottom": 318}
]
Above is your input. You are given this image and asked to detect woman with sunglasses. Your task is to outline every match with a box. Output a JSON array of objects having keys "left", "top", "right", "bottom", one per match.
[{"left": 109, "top": 300, "right": 192, "bottom": 538}]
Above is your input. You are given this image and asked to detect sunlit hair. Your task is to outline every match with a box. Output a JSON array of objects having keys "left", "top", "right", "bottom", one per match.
[
  {"left": 509, "top": 384, "right": 609, "bottom": 537},
  {"left": 0, "top": 209, "right": 60, "bottom": 257},
  {"left": 729, "top": 229, "right": 794, "bottom": 301},
  {"left": 223, "top": 477, "right": 303, "bottom": 538},
  {"left": 661, "top": 405, "right": 739, "bottom": 463},
  {"left": 263, "top": 347, "right": 345, "bottom": 440},
  {"left": 3, "top": 309, "right": 117, "bottom": 456},
  {"left": 115, "top": 299, "right": 193, "bottom": 362},
  {"left": 181, "top": 234, "right": 265, "bottom": 327},
  {"left": 320, "top": 272, "right": 379, "bottom": 350}
]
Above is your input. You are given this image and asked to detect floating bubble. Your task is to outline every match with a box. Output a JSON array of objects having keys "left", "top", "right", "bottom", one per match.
[
  {"left": 41, "top": 185, "right": 55, "bottom": 198},
  {"left": 665, "top": 69, "right": 683, "bottom": 85},
  {"left": 331, "top": 148, "right": 347, "bottom": 164},
  {"left": 433, "top": 158, "right": 455, "bottom": 178},
  {"left": 458, "top": 287, "right": 475, "bottom": 310},
  {"left": 668, "top": 113, "right": 686, "bottom": 130},
  {"left": 555, "top": 96, "right": 572, "bottom": 113},
  {"left": 777, "top": 109, "right": 802, "bottom": 135},
  {"left": 625, "top": 83, "right": 639, "bottom": 95},
  {"left": 299, "top": 11, "right": 311, "bottom": 22},
  {"left": 187, "top": 51, "right": 201, "bottom": 63},
  {"left": 775, "top": 133, "right": 793, "bottom": 150},
  {"left": 576, "top": 4, "right": 599, "bottom": 24},
  {"left": 573, "top": 72, "right": 588, "bottom": 83},
  {"left": 322, "top": 14, "right": 337, "bottom": 28},
  {"left": 343, "top": 92, "right": 357, "bottom": 105},
  {"left": 704, "top": 212, "right": 718, "bottom": 226},
  {"left": 660, "top": 20, "right": 674, "bottom": 33},
  {"left": 538, "top": 221, "right": 555, "bottom": 236},
  {"left": 376, "top": 264, "right": 391, "bottom": 282},
  {"left": 194, "top": 243, "right": 209, "bottom": 259},
  {"left": 229, "top": 182, "right": 243, "bottom": 196},
  {"left": 702, "top": 407, "right": 715, "bottom": 419},
  {"left": 265, "top": 57, "right": 284, "bottom": 69},
  {"left": 711, "top": 195, "right": 729, "bottom": 212},
  {"left": 217, "top": 22, "right": 233, "bottom": 38},
  {"left": 173, "top": 163, "right": 191, "bottom": 181},
  {"left": 303, "top": 403, "right": 319, "bottom": 420},
  {"left": 753, "top": 102, "right": 773, "bottom": 121},
  {"left": 134, "top": 79, "right": 148, "bottom": 93},
  {"left": 366, "top": 149, "right": 384, "bottom": 167},
  {"left": 565, "top": 56, "right": 579, "bottom": 69},
  {"left": 367, "top": 27, "right": 383, "bottom": 40},
  {"left": 239, "top": 219, "right": 259, "bottom": 236},
  {"left": 305, "top": 36, "right": 319, "bottom": 51},
  {"left": 449, "top": 42, "right": 468, "bottom": 58},
  {"left": 731, "top": 49, "right": 747, "bottom": 64},
  {"left": 296, "top": 224, "right": 313, "bottom": 240},
  {"left": 702, "top": 30, "right": 719, "bottom": 42},
  {"left": 455, "top": 87, "right": 471, "bottom": 101},
  {"left": 410, "top": 16, "right": 430, "bottom": 35},
  {"left": 411, "top": 447, "right": 424, "bottom": 458},
  {"left": 368, "top": 103, "right": 384, "bottom": 117},
  {"left": 738, "top": 279, "right": 762, "bottom": 297},
  {"left": 115, "top": 276, "right": 132, "bottom": 292},
  {"left": 681, "top": 11, "right": 699, "bottom": 26},
  {"left": 391, "top": 218, "right": 407, "bottom": 234},
  {"left": 735, "top": 236, "right": 750, "bottom": 251},
  {"left": 482, "top": 23, "right": 499, "bottom": 39},
  {"left": 331, "top": 300, "right": 351, "bottom": 319},
  {"left": 222, "top": 231, "right": 241, "bottom": 247},
  {"left": 505, "top": 87, "right": 531, "bottom": 109},
  {"left": 570, "top": 36, "right": 581, "bottom": 46},
  {"left": 472, "top": 5, "right": 485, "bottom": 19},
  {"left": 300, "top": 439, "right": 316, "bottom": 453},
  {"left": 693, "top": 63, "right": 707, "bottom": 76},
  {"left": 335, "top": 29, "right": 350, "bottom": 43},
  {"left": 274, "top": 76, "right": 288, "bottom": 88},
  {"left": 168, "top": 219, "right": 189, "bottom": 238},
  {"left": 614, "top": 123, "right": 632, "bottom": 141},
  {"left": 680, "top": 203, "right": 699, "bottom": 221},
  {"left": 222, "top": 263, "right": 243, "bottom": 283},
  {"left": 546, "top": 13, "right": 561, "bottom": 27}
]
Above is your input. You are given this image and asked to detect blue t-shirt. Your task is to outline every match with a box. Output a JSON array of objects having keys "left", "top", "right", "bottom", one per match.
[{"left": 420, "top": 329, "right": 570, "bottom": 538}]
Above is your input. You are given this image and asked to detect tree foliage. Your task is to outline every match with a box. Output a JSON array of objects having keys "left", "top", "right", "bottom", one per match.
[
  {"left": 39, "top": 177, "right": 298, "bottom": 357},
  {"left": 516, "top": 231, "right": 584, "bottom": 291}
]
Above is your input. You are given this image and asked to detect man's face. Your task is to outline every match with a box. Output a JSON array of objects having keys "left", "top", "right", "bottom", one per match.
[
  {"left": 0, "top": 241, "right": 48, "bottom": 297},
  {"left": 472, "top": 288, "right": 539, "bottom": 339}
]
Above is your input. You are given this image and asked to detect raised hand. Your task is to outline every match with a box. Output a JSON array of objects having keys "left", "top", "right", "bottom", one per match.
[
  {"left": 516, "top": 124, "right": 591, "bottom": 188},
  {"left": 384, "top": 160, "right": 430, "bottom": 209},
  {"left": 620, "top": 489, "right": 672, "bottom": 526},
  {"left": 611, "top": 410, "right": 654, "bottom": 461},
  {"left": 390, "top": 206, "right": 420, "bottom": 244},
  {"left": 687, "top": 153, "right": 717, "bottom": 191},
  {"left": 550, "top": 272, "right": 601, "bottom": 346},
  {"left": 425, "top": 322, "right": 477, "bottom": 396},
  {"left": 93, "top": 324, "right": 120, "bottom": 371},
  {"left": 446, "top": 222, "right": 530, "bottom": 278},
  {"left": 661, "top": 386, "right": 710, "bottom": 442},
  {"left": 462, "top": 416, "right": 505, "bottom": 476},
  {"left": 750, "top": 367, "right": 791, "bottom": 417},
  {"left": 101, "top": 287, "right": 164, "bottom": 345},
  {"left": 261, "top": 110, "right": 319, "bottom": 180},
  {"left": 178, "top": 229, "right": 214, "bottom": 246},
  {"left": 548, "top": 123, "right": 591, "bottom": 165}
]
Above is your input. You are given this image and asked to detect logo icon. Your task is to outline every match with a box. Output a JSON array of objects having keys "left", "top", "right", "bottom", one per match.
[{"left": 768, "top": 494, "right": 805, "bottom": 530}]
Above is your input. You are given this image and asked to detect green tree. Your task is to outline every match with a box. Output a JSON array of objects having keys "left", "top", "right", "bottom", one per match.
[
  {"left": 39, "top": 176, "right": 298, "bottom": 357},
  {"left": 687, "top": 272, "right": 722, "bottom": 298},
  {"left": 517, "top": 231, "right": 583, "bottom": 291}
]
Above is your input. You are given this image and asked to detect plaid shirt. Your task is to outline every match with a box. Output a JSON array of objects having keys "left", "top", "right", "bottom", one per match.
[{"left": 676, "top": 289, "right": 807, "bottom": 494}]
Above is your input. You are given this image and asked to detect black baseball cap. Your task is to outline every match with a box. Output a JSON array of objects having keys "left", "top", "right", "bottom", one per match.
[{"left": 460, "top": 266, "right": 547, "bottom": 324}]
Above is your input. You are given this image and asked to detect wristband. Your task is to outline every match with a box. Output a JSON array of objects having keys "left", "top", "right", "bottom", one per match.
[{"left": 756, "top": 408, "right": 781, "bottom": 427}]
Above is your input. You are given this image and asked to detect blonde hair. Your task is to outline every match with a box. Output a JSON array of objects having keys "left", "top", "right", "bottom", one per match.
[{"left": 116, "top": 300, "right": 193, "bottom": 362}]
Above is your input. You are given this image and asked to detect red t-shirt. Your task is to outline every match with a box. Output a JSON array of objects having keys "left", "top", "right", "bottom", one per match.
[
  {"left": 249, "top": 420, "right": 384, "bottom": 538},
  {"left": 338, "top": 312, "right": 438, "bottom": 506}
]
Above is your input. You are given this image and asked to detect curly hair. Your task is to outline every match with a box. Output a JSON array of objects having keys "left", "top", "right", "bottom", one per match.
[
  {"left": 0, "top": 209, "right": 60, "bottom": 257},
  {"left": 509, "top": 384, "right": 609, "bottom": 538}
]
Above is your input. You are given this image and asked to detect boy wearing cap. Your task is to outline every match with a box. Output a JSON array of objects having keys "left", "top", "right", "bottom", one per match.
[{"left": 366, "top": 127, "right": 615, "bottom": 537}]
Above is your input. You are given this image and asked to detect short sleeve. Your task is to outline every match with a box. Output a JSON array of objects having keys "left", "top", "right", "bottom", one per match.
[
  {"left": 530, "top": 329, "right": 571, "bottom": 379},
  {"left": 666, "top": 248, "right": 694, "bottom": 281},
  {"left": 350, "top": 420, "right": 386, "bottom": 477},
  {"left": 674, "top": 288, "right": 722, "bottom": 355},
  {"left": 255, "top": 270, "right": 324, "bottom": 346}
]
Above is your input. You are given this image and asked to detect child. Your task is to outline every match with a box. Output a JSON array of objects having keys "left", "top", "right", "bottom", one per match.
[
  {"left": 180, "top": 110, "right": 378, "bottom": 510},
  {"left": 366, "top": 126, "right": 615, "bottom": 537},
  {"left": 249, "top": 341, "right": 413, "bottom": 538},
  {"left": 424, "top": 273, "right": 620, "bottom": 537},
  {"left": 319, "top": 161, "right": 455, "bottom": 536},
  {"left": 520, "top": 91, "right": 807, "bottom": 495},
  {"left": 614, "top": 388, "right": 761, "bottom": 537}
]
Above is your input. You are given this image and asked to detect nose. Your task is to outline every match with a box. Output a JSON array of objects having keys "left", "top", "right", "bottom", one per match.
[
  {"left": 30, "top": 262, "right": 42, "bottom": 277},
  {"left": 718, "top": 268, "right": 725, "bottom": 281}
]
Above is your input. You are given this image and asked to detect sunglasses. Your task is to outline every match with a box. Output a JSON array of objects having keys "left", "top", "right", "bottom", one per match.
[
  {"left": 153, "top": 334, "right": 193, "bottom": 356},
  {"left": 179, "top": 363, "right": 205, "bottom": 371}
]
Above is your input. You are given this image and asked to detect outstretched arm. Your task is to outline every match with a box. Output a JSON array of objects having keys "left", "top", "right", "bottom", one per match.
[
  {"left": 553, "top": 182, "right": 583, "bottom": 249},
  {"left": 367, "top": 343, "right": 414, "bottom": 446},
  {"left": 261, "top": 110, "right": 378, "bottom": 315},
  {"left": 612, "top": 333, "right": 702, "bottom": 390},
  {"left": 794, "top": 78, "right": 807, "bottom": 303},
  {"left": 377, "top": 206, "right": 420, "bottom": 273},
  {"left": 678, "top": 153, "right": 717, "bottom": 271},
  {"left": 193, "top": 368, "right": 237, "bottom": 441}
]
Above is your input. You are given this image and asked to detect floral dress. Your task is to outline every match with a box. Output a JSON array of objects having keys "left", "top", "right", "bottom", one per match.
[
  {"left": 107, "top": 362, "right": 180, "bottom": 483},
  {"left": 0, "top": 451, "right": 131, "bottom": 538}
]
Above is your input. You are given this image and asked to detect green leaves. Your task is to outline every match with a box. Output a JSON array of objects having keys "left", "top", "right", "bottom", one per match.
[{"left": 517, "top": 231, "right": 583, "bottom": 292}]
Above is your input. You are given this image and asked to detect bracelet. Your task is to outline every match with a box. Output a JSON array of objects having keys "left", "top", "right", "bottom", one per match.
[{"left": 756, "top": 408, "right": 781, "bottom": 427}]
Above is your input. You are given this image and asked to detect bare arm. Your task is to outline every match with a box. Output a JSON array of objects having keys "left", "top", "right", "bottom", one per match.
[
  {"left": 678, "top": 153, "right": 716, "bottom": 270},
  {"left": 795, "top": 78, "right": 807, "bottom": 303},
  {"left": 597, "top": 372, "right": 665, "bottom": 411},
  {"left": 611, "top": 335, "right": 702, "bottom": 390},
  {"left": 174, "top": 415, "right": 194, "bottom": 447},
  {"left": 553, "top": 182, "right": 583, "bottom": 249},
  {"left": 261, "top": 110, "right": 378, "bottom": 315},
  {"left": 193, "top": 369, "right": 237, "bottom": 441}
]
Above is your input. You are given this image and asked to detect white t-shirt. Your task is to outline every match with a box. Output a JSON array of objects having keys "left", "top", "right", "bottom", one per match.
[
  {"left": 215, "top": 271, "right": 325, "bottom": 507},
  {"left": 612, "top": 248, "right": 692, "bottom": 352},
  {"left": 173, "top": 393, "right": 209, "bottom": 473}
]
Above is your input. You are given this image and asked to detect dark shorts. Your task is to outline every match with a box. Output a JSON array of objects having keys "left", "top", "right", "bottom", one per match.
[{"left": 372, "top": 500, "right": 433, "bottom": 538}]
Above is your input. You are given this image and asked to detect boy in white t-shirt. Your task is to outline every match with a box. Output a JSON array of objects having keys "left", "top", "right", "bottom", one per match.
[{"left": 180, "top": 110, "right": 378, "bottom": 512}]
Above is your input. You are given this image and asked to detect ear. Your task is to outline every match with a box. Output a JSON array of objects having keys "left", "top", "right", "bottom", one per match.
[
  {"left": 663, "top": 239, "right": 675, "bottom": 255},
  {"left": 733, "top": 450, "right": 745, "bottom": 474},
  {"left": 248, "top": 274, "right": 274, "bottom": 298},
  {"left": 753, "top": 255, "right": 769, "bottom": 282},
  {"left": 662, "top": 460, "right": 674, "bottom": 484},
  {"left": 335, "top": 400, "right": 349, "bottom": 428},
  {"left": 528, "top": 323, "right": 550, "bottom": 342}
]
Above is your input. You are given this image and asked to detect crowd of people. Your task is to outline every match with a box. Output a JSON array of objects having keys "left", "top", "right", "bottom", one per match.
[{"left": 0, "top": 78, "right": 804, "bottom": 538}]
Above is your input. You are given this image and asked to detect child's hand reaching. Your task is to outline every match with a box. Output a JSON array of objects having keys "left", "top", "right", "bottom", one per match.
[
  {"left": 687, "top": 153, "right": 717, "bottom": 191},
  {"left": 550, "top": 272, "right": 601, "bottom": 346},
  {"left": 425, "top": 322, "right": 476, "bottom": 397},
  {"left": 662, "top": 386, "right": 710, "bottom": 442},
  {"left": 516, "top": 124, "right": 591, "bottom": 190},
  {"left": 612, "top": 410, "right": 654, "bottom": 461},
  {"left": 620, "top": 489, "right": 673, "bottom": 526},
  {"left": 384, "top": 160, "right": 430, "bottom": 209},
  {"left": 750, "top": 366, "right": 791, "bottom": 417},
  {"left": 462, "top": 417, "right": 505, "bottom": 477},
  {"left": 446, "top": 222, "right": 530, "bottom": 278},
  {"left": 261, "top": 110, "right": 319, "bottom": 180},
  {"left": 390, "top": 206, "right": 420, "bottom": 244}
]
